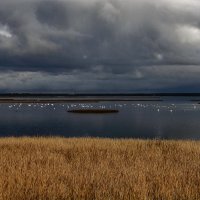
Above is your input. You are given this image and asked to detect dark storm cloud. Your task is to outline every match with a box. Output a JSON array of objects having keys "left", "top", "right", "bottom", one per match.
[{"left": 1, "top": 0, "right": 200, "bottom": 91}]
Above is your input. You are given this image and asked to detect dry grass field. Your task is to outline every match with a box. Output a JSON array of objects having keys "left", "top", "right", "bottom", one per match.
[{"left": 0, "top": 137, "right": 200, "bottom": 200}]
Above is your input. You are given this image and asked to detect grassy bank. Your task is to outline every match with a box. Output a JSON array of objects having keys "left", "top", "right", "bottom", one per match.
[{"left": 0, "top": 138, "right": 200, "bottom": 200}]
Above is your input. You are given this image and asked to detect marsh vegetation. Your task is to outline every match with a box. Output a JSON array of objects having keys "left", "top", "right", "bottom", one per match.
[{"left": 0, "top": 138, "right": 200, "bottom": 199}]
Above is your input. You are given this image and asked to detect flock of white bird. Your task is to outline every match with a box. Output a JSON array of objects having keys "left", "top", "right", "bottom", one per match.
[{"left": 3, "top": 102, "right": 199, "bottom": 113}]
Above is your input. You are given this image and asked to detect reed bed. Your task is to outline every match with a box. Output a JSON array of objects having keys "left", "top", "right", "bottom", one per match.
[{"left": 0, "top": 137, "right": 200, "bottom": 200}]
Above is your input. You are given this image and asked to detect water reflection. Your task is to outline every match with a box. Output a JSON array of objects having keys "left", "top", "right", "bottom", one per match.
[{"left": 0, "top": 101, "right": 200, "bottom": 139}]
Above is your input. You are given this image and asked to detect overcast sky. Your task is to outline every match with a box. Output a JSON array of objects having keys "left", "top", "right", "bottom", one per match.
[{"left": 0, "top": 0, "right": 200, "bottom": 92}]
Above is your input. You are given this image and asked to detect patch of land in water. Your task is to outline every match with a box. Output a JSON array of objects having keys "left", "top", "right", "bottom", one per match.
[
  {"left": 0, "top": 137, "right": 200, "bottom": 199},
  {"left": 68, "top": 109, "right": 119, "bottom": 113}
]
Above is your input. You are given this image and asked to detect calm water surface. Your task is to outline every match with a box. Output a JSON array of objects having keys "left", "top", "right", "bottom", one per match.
[{"left": 0, "top": 97, "right": 200, "bottom": 139}]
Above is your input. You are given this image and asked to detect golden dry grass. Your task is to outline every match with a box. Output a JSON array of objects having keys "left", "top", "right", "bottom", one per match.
[{"left": 0, "top": 137, "right": 200, "bottom": 200}]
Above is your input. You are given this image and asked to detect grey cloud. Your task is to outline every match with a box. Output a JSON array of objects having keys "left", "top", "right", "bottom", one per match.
[
  {"left": 36, "top": 0, "right": 69, "bottom": 29},
  {"left": 1, "top": 65, "right": 200, "bottom": 92},
  {"left": 0, "top": 0, "right": 200, "bottom": 91}
]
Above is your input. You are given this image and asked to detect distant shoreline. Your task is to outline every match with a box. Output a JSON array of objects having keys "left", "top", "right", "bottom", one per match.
[
  {"left": 0, "top": 96, "right": 163, "bottom": 103},
  {"left": 1, "top": 93, "right": 200, "bottom": 103},
  {"left": 0, "top": 93, "right": 200, "bottom": 97}
]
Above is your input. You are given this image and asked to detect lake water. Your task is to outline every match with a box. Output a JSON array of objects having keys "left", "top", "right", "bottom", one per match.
[{"left": 0, "top": 97, "right": 200, "bottom": 139}]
